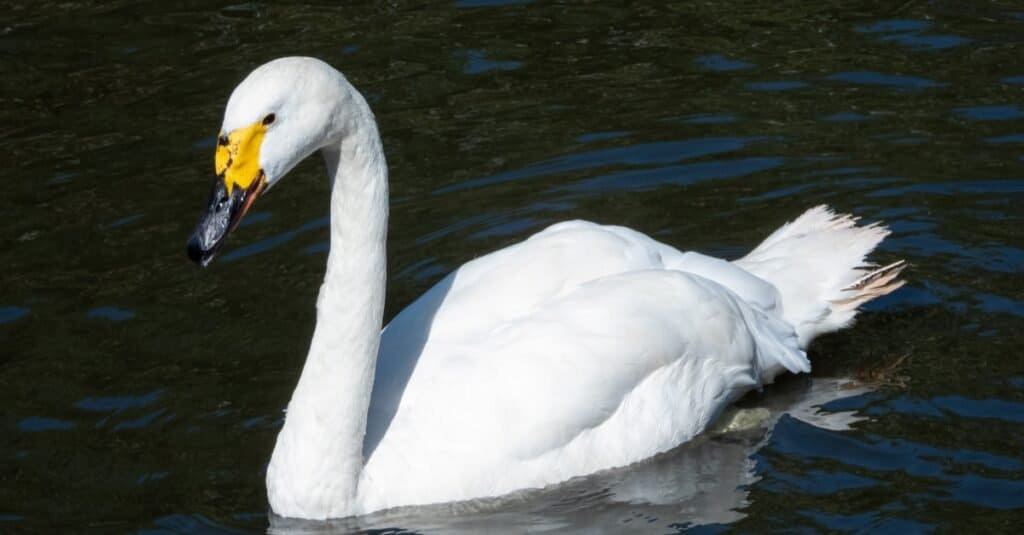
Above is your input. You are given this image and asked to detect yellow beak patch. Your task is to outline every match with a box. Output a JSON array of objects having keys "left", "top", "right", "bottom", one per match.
[{"left": 215, "top": 121, "right": 267, "bottom": 194}]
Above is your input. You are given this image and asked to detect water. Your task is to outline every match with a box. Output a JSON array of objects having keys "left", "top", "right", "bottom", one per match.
[{"left": 2, "top": 1, "right": 1022, "bottom": 532}]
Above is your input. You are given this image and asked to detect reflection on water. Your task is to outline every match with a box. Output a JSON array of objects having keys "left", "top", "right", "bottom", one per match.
[{"left": 2, "top": 0, "right": 1023, "bottom": 533}]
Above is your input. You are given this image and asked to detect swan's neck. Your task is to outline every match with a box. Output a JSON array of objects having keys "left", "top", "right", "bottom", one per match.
[{"left": 267, "top": 106, "right": 388, "bottom": 519}]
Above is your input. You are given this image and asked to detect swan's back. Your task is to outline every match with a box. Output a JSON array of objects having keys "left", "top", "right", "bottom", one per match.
[
  {"left": 359, "top": 221, "right": 806, "bottom": 511},
  {"left": 393, "top": 220, "right": 783, "bottom": 340}
]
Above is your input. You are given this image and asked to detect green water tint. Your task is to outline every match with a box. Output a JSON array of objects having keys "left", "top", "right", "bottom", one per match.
[{"left": 2, "top": 1, "right": 1023, "bottom": 532}]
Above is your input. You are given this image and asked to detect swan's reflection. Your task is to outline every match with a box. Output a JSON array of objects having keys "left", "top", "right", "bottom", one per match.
[{"left": 268, "top": 377, "right": 867, "bottom": 534}]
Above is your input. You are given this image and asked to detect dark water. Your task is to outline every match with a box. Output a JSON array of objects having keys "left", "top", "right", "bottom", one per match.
[{"left": 3, "top": 1, "right": 1023, "bottom": 532}]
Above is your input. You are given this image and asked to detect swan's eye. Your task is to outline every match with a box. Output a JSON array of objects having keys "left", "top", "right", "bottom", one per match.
[{"left": 262, "top": 113, "right": 276, "bottom": 126}]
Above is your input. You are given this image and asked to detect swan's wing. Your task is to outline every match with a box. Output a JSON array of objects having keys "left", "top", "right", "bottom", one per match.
[
  {"left": 367, "top": 220, "right": 665, "bottom": 455},
  {"left": 373, "top": 221, "right": 782, "bottom": 387},
  {"left": 362, "top": 221, "right": 805, "bottom": 507},
  {"left": 362, "top": 268, "right": 804, "bottom": 508},
  {"left": 367, "top": 221, "right": 786, "bottom": 451},
  {"left": 389, "top": 220, "right": 780, "bottom": 341},
  {"left": 421, "top": 270, "right": 802, "bottom": 454},
  {"left": 543, "top": 221, "right": 784, "bottom": 312},
  {"left": 414, "top": 220, "right": 678, "bottom": 341}
]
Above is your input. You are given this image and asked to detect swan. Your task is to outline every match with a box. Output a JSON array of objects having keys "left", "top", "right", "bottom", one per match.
[{"left": 186, "top": 57, "right": 905, "bottom": 520}]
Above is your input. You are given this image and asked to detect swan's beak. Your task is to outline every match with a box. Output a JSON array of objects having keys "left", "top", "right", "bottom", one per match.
[
  {"left": 188, "top": 121, "right": 269, "bottom": 266},
  {"left": 187, "top": 172, "right": 266, "bottom": 267}
]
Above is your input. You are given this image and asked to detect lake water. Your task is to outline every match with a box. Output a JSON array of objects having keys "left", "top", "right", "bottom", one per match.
[{"left": 2, "top": 1, "right": 1023, "bottom": 533}]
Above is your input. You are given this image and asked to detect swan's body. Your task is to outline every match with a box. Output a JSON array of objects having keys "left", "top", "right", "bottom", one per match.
[
  {"left": 358, "top": 222, "right": 807, "bottom": 514},
  {"left": 187, "top": 57, "right": 905, "bottom": 520}
]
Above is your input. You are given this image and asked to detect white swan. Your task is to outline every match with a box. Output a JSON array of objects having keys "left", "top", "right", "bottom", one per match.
[{"left": 187, "top": 57, "right": 905, "bottom": 520}]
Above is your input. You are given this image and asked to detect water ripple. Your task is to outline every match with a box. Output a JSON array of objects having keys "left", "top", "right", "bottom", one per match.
[
  {"left": 575, "top": 131, "right": 629, "bottom": 143},
  {"left": 220, "top": 216, "right": 329, "bottom": 262},
  {"left": 931, "top": 396, "right": 1024, "bottom": 423},
  {"left": 800, "top": 510, "right": 935, "bottom": 533},
  {"left": 822, "top": 112, "right": 872, "bottom": 122},
  {"left": 770, "top": 416, "right": 1022, "bottom": 478},
  {"left": 86, "top": 307, "right": 136, "bottom": 322},
  {"left": 855, "top": 20, "right": 931, "bottom": 33},
  {"left": 867, "top": 179, "right": 1024, "bottom": 197},
  {"left": 954, "top": 105, "right": 1024, "bottom": 121},
  {"left": 459, "top": 49, "right": 523, "bottom": 74},
  {"left": 770, "top": 468, "right": 879, "bottom": 495},
  {"left": 113, "top": 408, "right": 171, "bottom": 431},
  {"left": 984, "top": 133, "right": 1024, "bottom": 144},
  {"left": 74, "top": 389, "right": 164, "bottom": 413},
  {"left": 827, "top": 71, "right": 944, "bottom": 89},
  {"left": 561, "top": 156, "right": 784, "bottom": 193},
  {"left": 17, "top": 417, "right": 76, "bottom": 432},
  {"left": 0, "top": 306, "right": 30, "bottom": 324},
  {"left": 435, "top": 137, "right": 762, "bottom": 194},
  {"left": 682, "top": 114, "right": 738, "bottom": 124},
  {"left": 946, "top": 474, "right": 1024, "bottom": 510},
  {"left": 695, "top": 54, "right": 753, "bottom": 72},
  {"left": 855, "top": 19, "right": 970, "bottom": 50},
  {"left": 746, "top": 81, "right": 808, "bottom": 91},
  {"left": 881, "top": 33, "right": 971, "bottom": 50}
]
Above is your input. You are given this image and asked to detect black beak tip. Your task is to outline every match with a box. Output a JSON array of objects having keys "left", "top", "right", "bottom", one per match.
[{"left": 187, "top": 235, "right": 212, "bottom": 267}]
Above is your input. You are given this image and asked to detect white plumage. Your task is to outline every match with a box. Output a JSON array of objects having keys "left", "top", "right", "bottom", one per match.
[{"left": 200, "top": 57, "right": 905, "bottom": 519}]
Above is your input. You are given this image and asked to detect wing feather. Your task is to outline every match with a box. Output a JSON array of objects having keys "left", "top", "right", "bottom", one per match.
[{"left": 362, "top": 221, "right": 804, "bottom": 504}]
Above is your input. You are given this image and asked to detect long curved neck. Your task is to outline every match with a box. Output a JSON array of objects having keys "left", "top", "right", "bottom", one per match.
[{"left": 267, "top": 96, "right": 388, "bottom": 519}]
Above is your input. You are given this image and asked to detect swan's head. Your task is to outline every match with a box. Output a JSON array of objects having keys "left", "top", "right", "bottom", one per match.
[{"left": 187, "top": 57, "right": 350, "bottom": 266}]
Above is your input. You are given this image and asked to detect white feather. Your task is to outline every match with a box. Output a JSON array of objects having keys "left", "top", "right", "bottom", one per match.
[{"left": 210, "top": 58, "right": 903, "bottom": 519}]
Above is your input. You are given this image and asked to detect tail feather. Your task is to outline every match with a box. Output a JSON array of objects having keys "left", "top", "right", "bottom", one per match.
[
  {"left": 832, "top": 260, "right": 907, "bottom": 310},
  {"left": 734, "top": 205, "right": 905, "bottom": 348}
]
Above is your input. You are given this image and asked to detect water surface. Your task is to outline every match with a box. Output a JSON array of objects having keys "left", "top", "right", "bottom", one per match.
[{"left": 2, "top": 1, "right": 1023, "bottom": 533}]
